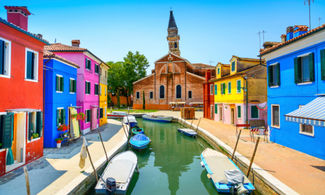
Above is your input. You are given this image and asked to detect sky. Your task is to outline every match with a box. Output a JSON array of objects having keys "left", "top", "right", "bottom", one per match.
[{"left": 1, "top": 0, "right": 325, "bottom": 72}]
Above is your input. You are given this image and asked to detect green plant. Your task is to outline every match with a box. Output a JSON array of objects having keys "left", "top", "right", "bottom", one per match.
[
  {"left": 32, "top": 133, "right": 39, "bottom": 138},
  {"left": 55, "top": 138, "right": 63, "bottom": 143}
]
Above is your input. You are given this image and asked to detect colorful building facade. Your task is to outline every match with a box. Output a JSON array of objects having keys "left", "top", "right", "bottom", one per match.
[
  {"left": 99, "top": 62, "right": 109, "bottom": 126},
  {"left": 0, "top": 6, "right": 48, "bottom": 175},
  {"left": 46, "top": 40, "right": 104, "bottom": 134},
  {"left": 203, "top": 70, "right": 215, "bottom": 119},
  {"left": 211, "top": 56, "right": 267, "bottom": 125},
  {"left": 260, "top": 24, "right": 325, "bottom": 159},
  {"left": 43, "top": 51, "right": 79, "bottom": 148}
]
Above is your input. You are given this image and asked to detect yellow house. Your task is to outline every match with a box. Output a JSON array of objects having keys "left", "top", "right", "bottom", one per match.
[
  {"left": 212, "top": 56, "right": 267, "bottom": 125},
  {"left": 99, "top": 62, "right": 109, "bottom": 126}
]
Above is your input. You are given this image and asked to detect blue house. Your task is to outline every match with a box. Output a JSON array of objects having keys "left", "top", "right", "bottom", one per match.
[
  {"left": 43, "top": 51, "right": 79, "bottom": 148},
  {"left": 260, "top": 24, "right": 325, "bottom": 159}
]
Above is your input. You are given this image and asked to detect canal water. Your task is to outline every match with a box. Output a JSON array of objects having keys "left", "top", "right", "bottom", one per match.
[{"left": 126, "top": 118, "right": 217, "bottom": 195}]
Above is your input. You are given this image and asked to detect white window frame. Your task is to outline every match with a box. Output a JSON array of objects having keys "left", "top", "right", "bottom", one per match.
[
  {"left": 94, "top": 83, "right": 99, "bottom": 96},
  {"left": 296, "top": 52, "right": 314, "bottom": 84},
  {"left": 299, "top": 123, "right": 314, "bottom": 136},
  {"left": 236, "top": 80, "right": 241, "bottom": 93},
  {"left": 0, "top": 37, "right": 11, "bottom": 78},
  {"left": 269, "top": 62, "right": 280, "bottom": 88},
  {"left": 56, "top": 74, "right": 63, "bottom": 93},
  {"left": 85, "top": 109, "right": 91, "bottom": 123},
  {"left": 25, "top": 48, "right": 39, "bottom": 82},
  {"left": 271, "top": 104, "right": 280, "bottom": 128},
  {"left": 250, "top": 105, "right": 259, "bottom": 119},
  {"left": 85, "top": 81, "right": 91, "bottom": 95},
  {"left": 69, "top": 78, "right": 76, "bottom": 94}
]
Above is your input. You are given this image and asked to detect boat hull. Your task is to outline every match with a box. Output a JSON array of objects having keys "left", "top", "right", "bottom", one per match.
[
  {"left": 142, "top": 115, "right": 173, "bottom": 123},
  {"left": 177, "top": 128, "right": 197, "bottom": 137},
  {"left": 129, "top": 134, "right": 151, "bottom": 150}
]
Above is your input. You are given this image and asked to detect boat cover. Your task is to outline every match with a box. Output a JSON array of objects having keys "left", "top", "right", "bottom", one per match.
[
  {"left": 132, "top": 134, "right": 149, "bottom": 141},
  {"left": 224, "top": 169, "right": 245, "bottom": 184},
  {"left": 123, "top": 115, "right": 137, "bottom": 123},
  {"left": 101, "top": 159, "right": 135, "bottom": 183}
]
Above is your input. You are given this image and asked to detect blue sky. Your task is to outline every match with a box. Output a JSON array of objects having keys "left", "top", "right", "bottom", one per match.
[{"left": 1, "top": 0, "right": 325, "bottom": 72}]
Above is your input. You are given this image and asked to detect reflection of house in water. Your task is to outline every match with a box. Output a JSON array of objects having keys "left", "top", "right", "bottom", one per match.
[{"left": 142, "top": 121, "right": 201, "bottom": 194}]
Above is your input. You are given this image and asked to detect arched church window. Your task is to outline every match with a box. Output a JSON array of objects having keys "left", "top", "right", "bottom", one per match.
[
  {"left": 176, "top": 85, "right": 181, "bottom": 99},
  {"left": 174, "top": 42, "right": 177, "bottom": 48},
  {"left": 160, "top": 85, "right": 165, "bottom": 99}
]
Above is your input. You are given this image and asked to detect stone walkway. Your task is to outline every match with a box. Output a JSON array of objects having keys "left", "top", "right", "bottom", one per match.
[
  {"left": 0, "top": 119, "right": 127, "bottom": 195},
  {"left": 154, "top": 110, "right": 325, "bottom": 195}
]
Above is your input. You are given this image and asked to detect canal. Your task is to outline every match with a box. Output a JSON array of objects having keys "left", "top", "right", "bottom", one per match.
[{"left": 126, "top": 118, "right": 217, "bottom": 195}]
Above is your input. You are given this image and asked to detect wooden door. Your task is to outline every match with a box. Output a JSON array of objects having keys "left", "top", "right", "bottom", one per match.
[
  {"left": 219, "top": 107, "right": 223, "bottom": 121},
  {"left": 231, "top": 108, "right": 235, "bottom": 124}
]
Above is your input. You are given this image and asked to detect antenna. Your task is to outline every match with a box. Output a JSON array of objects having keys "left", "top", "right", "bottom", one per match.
[
  {"left": 257, "top": 31, "right": 261, "bottom": 49},
  {"left": 262, "top": 30, "right": 266, "bottom": 44},
  {"left": 319, "top": 17, "right": 322, "bottom": 27},
  {"left": 304, "top": 0, "right": 314, "bottom": 30},
  {"left": 54, "top": 38, "right": 56, "bottom": 43}
]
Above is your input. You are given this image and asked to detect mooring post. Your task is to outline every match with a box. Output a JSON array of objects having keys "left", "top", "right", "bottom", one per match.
[
  {"left": 247, "top": 137, "right": 260, "bottom": 177},
  {"left": 231, "top": 129, "right": 242, "bottom": 160},
  {"left": 23, "top": 167, "right": 30, "bottom": 195},
  {"left": 190, "top": 119, "right": 194, "bottom": 128},
  {"left": 85, "top": 144, "right": 99, "bottom": 182},
  {"left": 120, "top": 120, "right": 129, "bottom": 139},
  {"left": 98, "top": 130, "right": 109, "bottom": 163},
  {"left": 196, "top": 117, "right": 202, "bottom": 132}
]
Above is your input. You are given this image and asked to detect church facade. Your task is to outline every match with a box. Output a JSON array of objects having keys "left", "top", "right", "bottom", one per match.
[{"left": 133, "top": 11, "right": 214, "bottom": 110}]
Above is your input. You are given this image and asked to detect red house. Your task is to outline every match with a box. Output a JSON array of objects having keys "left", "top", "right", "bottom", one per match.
[
  {"left": 0, "top": 6, "right": 48, "bottom": 176},
  {"left": 203, "top": 70, "right": 215, "bottom": 119}
]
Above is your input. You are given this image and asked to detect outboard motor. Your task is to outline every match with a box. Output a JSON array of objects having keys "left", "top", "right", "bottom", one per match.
[{"left": 105, "top": 177, "right": 116, "bottom": 195}]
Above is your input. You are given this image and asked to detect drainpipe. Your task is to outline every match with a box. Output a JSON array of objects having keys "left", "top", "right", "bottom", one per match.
[{"left": 242, "top": 75, "right": 248, "bottom": 125}]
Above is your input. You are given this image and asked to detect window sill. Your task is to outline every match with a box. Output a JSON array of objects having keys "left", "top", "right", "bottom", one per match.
[
  {"left": 69, "top": 92, "right": 76, "bottom": 94},
  {"left": 270, "top": 85, "right": 279, "bottom": 88},
  {"left": 25, "top": 78, "right": 38, "bottom": 82},
  {"left": 297, "top": 82, "right": 313, "bottom": 85},
  {"left": 56, "top": 91, "right": 63, "bottom": 93},
  {"left": 28, "top": 137, "right": 41, "bottom": 143},
  {"left": 299, "top": 131, "right": 314, "bottom": 137},
  {"left": 271, "top": 125, "right": 280, "bottom": 129},
  {"left": 0, "top": 74, "right": 10, "bottom": 79}
]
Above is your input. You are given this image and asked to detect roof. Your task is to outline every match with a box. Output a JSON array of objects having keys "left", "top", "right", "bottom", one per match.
[
  {"left": 231, "top": 55, "right": 261, "bottom": 62},
  {"left": 43, "top": 50, "right": 79, "bottom": 68},
  {"left": 260, "top": 24, "right": 325, "bottom": 56},
  {"left": 192, "top": 63, "right": 215, "bottom": 69},
  {"left": 168, "top": 10, "right": 177, "bottom": 29},
  {"left": 285, "top": 97, "right": 325, "bottom": 127},
  {"left": 4, "top": 6, "right": 31, "bottom": 15},
  {"left": 0, "top": 17, "right": 48, "bottom": 45}
]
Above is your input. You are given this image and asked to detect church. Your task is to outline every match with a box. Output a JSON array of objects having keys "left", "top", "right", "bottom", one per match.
[{"left": 133, "top": 11, "right": 214, "bottom": 110}]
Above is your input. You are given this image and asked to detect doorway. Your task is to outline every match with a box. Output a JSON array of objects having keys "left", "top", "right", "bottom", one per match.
[
  {"left": 210, "top": 105, "right": 213, "bottom": 119},
  {"left": 219, "top": 106, "right": 223, "bottom": 121},
  {"left": 91, "top": 107, "right": 98, "bottom": 130},
  {"left": 231, "top": 108, "right": 235, "bottom": 125}
]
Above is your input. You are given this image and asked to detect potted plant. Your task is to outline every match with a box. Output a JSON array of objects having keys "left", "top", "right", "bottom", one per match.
[
  {"left": 55, "top": 138, "right": 63, "bottom": 148},
  {"left": 32, "top": 133, "right": 39, "bottom": 139}
]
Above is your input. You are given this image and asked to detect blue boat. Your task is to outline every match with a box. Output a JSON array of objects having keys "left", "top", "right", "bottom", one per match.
[
  {"left": 200, "top": 148, "right": 255, "bottom": 194},
  {"left": 123, "top": 115, "right": 137, "bottom": 128},
  {"left": 177, "top": 128, "right": 197, "bottom": 137},
  {"left": 131, "top": 126, "right": 144, "bottom": 135},
  {"left": 142, "top": 114, "right": 173, "bottom": 123},
  {"left": 129, "top": 134, "right": 151, "bottom": 150}
]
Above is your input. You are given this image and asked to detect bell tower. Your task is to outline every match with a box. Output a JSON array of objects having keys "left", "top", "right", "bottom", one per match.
[{"left": 167, "top": 10, "right": 180, "bottom": 56}]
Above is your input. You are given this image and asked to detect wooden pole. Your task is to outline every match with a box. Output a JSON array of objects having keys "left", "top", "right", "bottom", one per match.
[
  {"left": 98, "top": 131, "right": 109, "bottom": 163},
  {"left": 190, "top": 119, "right": 194, "bottom": 128},
  {"left": 196, "top": 117, "right": 202, "bottom": 132},
  {"left": 120, "top": 120, "right": 128, "bottom": 138},
  {"left": 23, "top": 167, "right": 30, "bottom": 195},
  {"left": 231, "top": 129, "right": 242, "bottom": 160},
  {"left": 85, "top": 145, "right": 99, "bottom": 182},
  {"left": 247, "top": 137, "right": 260, "bottom": 177}
]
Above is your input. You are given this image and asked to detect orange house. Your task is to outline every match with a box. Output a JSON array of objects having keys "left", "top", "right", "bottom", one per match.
[{"left": 0, "top": 6, "right": 48, "bottom": 176}]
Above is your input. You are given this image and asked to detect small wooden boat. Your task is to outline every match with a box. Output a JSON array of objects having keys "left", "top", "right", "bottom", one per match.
[
  {"left": 177, "top": 128, "right": 197, "bottom": 137},
  {"left": 131, "top": 126, "right": 144, "bottom": 135},
  {"left": 129, "top": 134, "right": 151, "bottom": 150},
  {"left": 200, "top": 148, "right": 255, "bottom": 194},
  {"left": 95, "top": 151, "right": 138, "bottom": 194},
  {"left": 123, "top": 115, "right": 137, "bottom": 128},
  {"left": 107, "top": 111, "right": 127, "bottom": 119},
  {"left": 142, "top": 114, "right": 173, "bottom": 123}
]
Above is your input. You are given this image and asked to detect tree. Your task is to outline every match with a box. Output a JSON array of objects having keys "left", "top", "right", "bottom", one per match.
[
  {"left": 106, "top": 61, "right": 126, "bottom": 108},
  {"left": 123, "top": 51, "right": 149, "bottom": 106}
]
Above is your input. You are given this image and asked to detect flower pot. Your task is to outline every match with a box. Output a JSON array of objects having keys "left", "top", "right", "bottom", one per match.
[{"left": 56, "top": 142, "right": 61, "bottom": 148}]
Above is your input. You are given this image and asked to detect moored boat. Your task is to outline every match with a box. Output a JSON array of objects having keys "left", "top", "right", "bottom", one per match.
[
  {"left": 131, "top": 126, "right": 144, "bottom": 135},
  {"left": 107, "top": 111, "right": 127, "bottom": 119},
  {"left": 142, "top": 114, "right": 173, "bottom": 123},
  {"left": 177, "top": 128, "right": 197, "bottom": 137},
  {"left": 95, "top": 151, "right": 138, "bottom": 194},
  {"left": 129, "top": 134, "right": 151, "bottom": 150},
  {"left": 200, "top": 148, "right": 255, "bottom": 194},
  {"left": 123, "top": 115, "right": 137, "bottom": 128}
]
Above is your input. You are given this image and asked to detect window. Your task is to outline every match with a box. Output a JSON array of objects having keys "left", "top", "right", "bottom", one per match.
[
  {"left": 0, "top": 38, "right": 11, "bottom": 77},
  {"left": 237, "top": 80, "right": 241, "bottom": 93},
  {"left": 176, "top": 85, "right": 182, "bottom": 98},
  {"left": 300, "top": 124, "right": 314, "bottom": 136},
  {"left": 188, "top": 91, "right": 192, "bottom": 99},
  {"left": 56, "top": 75, "right": 64, "bottom": 92},
  {"left": 228, "top": 82, "right": 231, "bottom": 94},
  {"left": 69, "top": 78, "right": 76, "bottom": 93},
  {"left": 28, "top": 111, "right": 42, "bottom": 141},
  {"left": 214, "top": 84, "right": 217, "bottom": 95},
  {"left": 268, "top": 63, "right": 280, "bottom": 87},
  {"left": 94, "top": 84, "right": 99, "bottom": 95},
  {"left": 25, "top": 49, "right": 38, "bottom": 81},
  {"left": 95, "top": 64, "right": 99, "bottom": 74},
  {"left": 251, "top": 105, "right": 259, "bottom": 119},
  {"left": 136, "top": 91, "right": 140, "bottom": 99},
  {"left": 237, "top": 105, "right": 241, "bottom": 118},
  {"left": 85, "top": 81, "right": 91, "bottom": 94},
  {"left": 210, "top": 84, "right": 213, "bottom": 95},
  {"left": 214, "top": 104, "right": 218, "bottom": 114},
  {"left": 221, "top": 83, "right": 226, "bottom": 95},
  {"left": 231, "top": 61, "right": 235, "bottom": 72},
  {"left": 100, "top": 108, "right": 103, "bottom": 118},
  {"left": 217, "top": 67, "right": 220, "bottom": 75},
  {"left": 56, "top": 108, "right": 65, "bottom": 126},
  {"left": 271, "top": 105, "right": 280, "bottom": 127},
  {"left": 150, "top": 91, "right": 153, "bottom": 99},
  {"left": 0, "top": 113, "right": 14, "bottom": 148},
  {"left": 85, "top": 110, "right": 91, "bottom": 123},
  {"left": 160, "top": 85, "right": 165, "bottom": 99},
  {"left": 321, "top": 49, "right": 325, "bottom": 80},
  {"left": 85, "top": 58, "right": 91, "bottom": 70},
  {"left": 294, "top": 53, "right": 314, "bottom": 84}
]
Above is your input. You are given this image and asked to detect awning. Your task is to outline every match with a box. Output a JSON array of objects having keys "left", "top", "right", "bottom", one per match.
[{"left": 285, "top": 97, "right": 325, "bottom": 127}]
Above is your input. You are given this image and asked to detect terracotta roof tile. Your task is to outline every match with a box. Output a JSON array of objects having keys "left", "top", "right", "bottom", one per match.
[
  {"left": 45, "top": 43, "right": 87, "bottom": 52},
  {"left": 192, "top": 63, "right": 215, "bottom": 69},
  {"left": 43, "top": 49, "right": 79, "bottom": 68}
]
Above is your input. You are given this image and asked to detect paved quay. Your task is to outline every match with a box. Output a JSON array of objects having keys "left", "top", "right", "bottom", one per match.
[
  {"left": 153, "top": 110, "right": 325, "bottom": 195},
  {"left": 0, "top": 119, "right": 127, "bottom": 195}
]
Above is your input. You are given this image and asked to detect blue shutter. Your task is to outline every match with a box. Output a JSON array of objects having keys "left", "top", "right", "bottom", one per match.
[
  {"left": 0, "top": 40, "right": 4, "bottom": 75},
  {"left": 321, "top": 49, "right": 325, "bottom": 80},
  {"left": 26, "top": 51, "right": 33, "bottom": 79}
]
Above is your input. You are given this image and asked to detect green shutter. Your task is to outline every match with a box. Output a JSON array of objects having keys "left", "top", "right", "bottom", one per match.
[
  {"left": 36, "top": 111, "right": 43, "bottom": 136},
  {"left": 73, "top": 80, "right": 76, "bottom": 92},
  {"left": 0, "top": 40, "right": 4, "bottom": 75},
  {"left": 228, "top": 82, "right": 231, "bottom": 94},
  {"left": 237, "top": 106, "right": 241, "bottom": 118},
  {"left": 309, "top": 53, "right": 315, "bottom": 82},
  {"left": 2, "top": 113, "right": 14, "bottom": 148},
  {"left": 214, "top": 84, "right": 217, "bottom": 95},
  {"left": 60, "top": 77, "right": 64, "bottom": 92},
  {"left": 237, "top": 80, "right": 241, "bottom": 92},
  {"left": 62, "top": 109, "right": 66, "bottom": 124},
  {"left": 85, "top": 58, "right": 87, "bottom": 69},
  {"left": 56, "top": 109, "right": 60, "bottom": 126},
  {"left": 56, "top": 76, "right": 59, "bottom": 91},
  {"left": 276, "top": 63, "right": 281, "bottom": 86},
  {"left": 294, "top": 57, "right": 301, "bottom": 84},
  {"left": 268, "top": 66, "right": 273, "bottom": 86},
  {"left": 28, "top": 112, "right": 33, "bottom": 140},
  {"left": 251, "top": 106, "right": 258, "bottom": 118},
  {"left": 321, "top": 49, "right": 325, "bottom": 80},
  {"left": 215, "top": 104, "right": 218, "bottom": 114}
]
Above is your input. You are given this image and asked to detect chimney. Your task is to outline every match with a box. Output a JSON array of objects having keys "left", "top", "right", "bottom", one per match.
[
  {"left": 4, "top": 6, "right": 31, "bottom": 31},
  {"left": 71, "top": 40, "right": 80, "bottom": 47},
  {"left": 281, "top": 34, "right": 286, "bottom": 42},
  {"left": 36, "top": 34, "right": 43, "bottom": 39},
  {"left": 293, "top": 25, "right": 308, "bottom": 38},
  {"left": 286, "top": 26, "right": 294, "bottom": 41}
]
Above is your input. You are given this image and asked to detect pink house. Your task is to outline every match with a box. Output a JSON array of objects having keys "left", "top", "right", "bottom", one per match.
[{"left": 45, "top": 40, "right": 104, "bottom": 134}]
